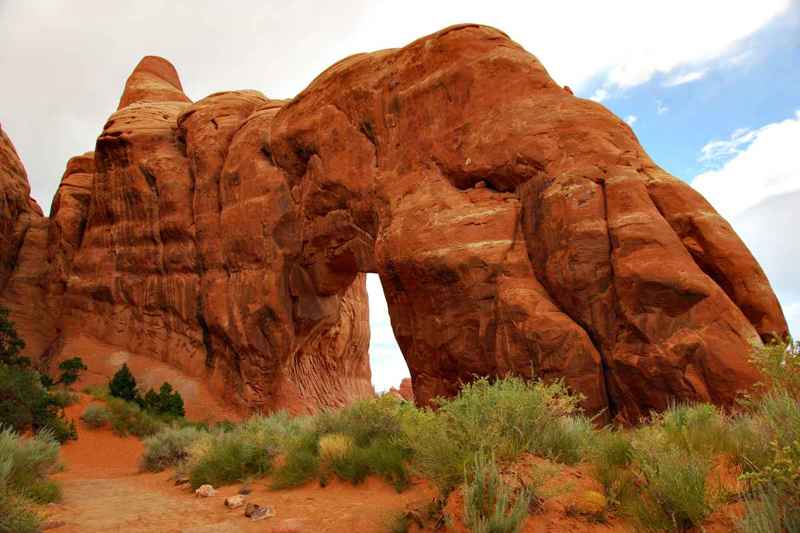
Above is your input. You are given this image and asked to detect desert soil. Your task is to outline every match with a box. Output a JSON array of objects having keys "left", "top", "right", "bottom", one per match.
[{"left": 43, "top": 396, "right": 435, "bottom": 533}]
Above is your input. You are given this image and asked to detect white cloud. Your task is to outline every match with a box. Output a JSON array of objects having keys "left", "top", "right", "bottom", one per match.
[
  {"left": 699, "top": 127, "right": 759, "bottom": 163},
  {"left": 692, "top": 110, "right": 800, "bottom": 218},
  {"left": 727, "top": 50, "right": 755, "bottom": 67},
  {"left": 724, "top": 192, "right": 800, "bottom": 338},
  {"left": 0, "top": 1, "right": 790, "bottom": 212},
  {"left": 664, "top": 69, "right": 707, "bottom": 86},
  {"left": 784, "top": 302, "right": 800, "bottom": 338},
  {"left": 366, "top": 274, "right": 409, "bottom": 392},
  {"left": 657, "top": 100, "right": 670, "bottom": 115},
  {"left": 590, "top": 88, "right": 609, "bottom": 103},
  {"left": 692, "top": 113, "right": 800, "bottom": 338},
  {"left": 625, "top": 115, "right": 638, "bottom": 126}
]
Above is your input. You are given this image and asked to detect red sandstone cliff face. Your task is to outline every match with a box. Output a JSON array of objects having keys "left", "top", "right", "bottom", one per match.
[{"left": 0, "top": 27, "right": 788, "bottom": 418}]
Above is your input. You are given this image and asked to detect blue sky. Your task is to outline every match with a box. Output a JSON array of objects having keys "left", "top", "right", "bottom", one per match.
[{"left": 1, "top": 1, "right": 797, "bottom": 391}]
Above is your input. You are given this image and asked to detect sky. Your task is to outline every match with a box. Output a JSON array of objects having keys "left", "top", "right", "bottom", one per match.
[{"left": 1, "top": 0, "right": 798, "bottom": 391}]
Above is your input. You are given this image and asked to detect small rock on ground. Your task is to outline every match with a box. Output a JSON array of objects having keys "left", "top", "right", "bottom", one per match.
[
  {"left": 195, "top": 484, "right": 217, "bottom": 497},
  {"left": 244, "top": 503, "right": 275, "bottom": 521},
  {"left": 225, "top": 495, "right": 246, "bottom": 509}
]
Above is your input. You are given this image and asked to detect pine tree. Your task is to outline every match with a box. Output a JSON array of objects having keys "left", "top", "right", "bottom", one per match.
[
  {"left": 108, "top": 363, "right": 138, "bottom": 402},
  {"left": 0, "top": 306, "right": 27, "bottom": 367},
  {"left": 57, "top": 357, "right": 87, "bottom": 386}
]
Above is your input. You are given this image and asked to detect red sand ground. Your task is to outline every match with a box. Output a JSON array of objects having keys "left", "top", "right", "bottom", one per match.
[
  {"left": 44, "top": 396, "right": 436, "bottom": 532},
  {"left": 42, "top": 397, "right": 743, "bottom": 532}
]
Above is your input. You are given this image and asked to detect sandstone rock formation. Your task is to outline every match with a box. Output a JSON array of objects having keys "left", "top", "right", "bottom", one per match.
[
  {"left": 387, "top": 378, "right": 414, "bottom": 402},
  {"left": 0, "top": 25, "right": 788, "bottom": 419}
]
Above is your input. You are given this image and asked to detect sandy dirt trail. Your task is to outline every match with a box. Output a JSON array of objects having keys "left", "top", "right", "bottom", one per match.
[{"left": 45, "top": 396, "right": 435, "bottom": 533}]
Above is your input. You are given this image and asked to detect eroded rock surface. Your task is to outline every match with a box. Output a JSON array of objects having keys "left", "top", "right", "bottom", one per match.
[{"left": 0, "top": 27, "right": 787, "bottom": 418}]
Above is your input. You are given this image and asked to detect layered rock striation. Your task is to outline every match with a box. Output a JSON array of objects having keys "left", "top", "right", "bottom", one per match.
[{"left": 0, "top": 26, "right": 787, "bottom": 418}]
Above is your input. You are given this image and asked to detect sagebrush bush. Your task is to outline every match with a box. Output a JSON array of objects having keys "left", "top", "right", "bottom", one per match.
[
  {"left": 270, "top": 431, "right": 320, "bottom": 490},
  {"left": 589, "top": 429, "right": 633, "bottom": 505},
  {"left": 319, "top": 433, "right": 353, "bottom": 466},
  {"left": 183, "top": 414, "right": 304, "bottom": 488},
  {"left": 81, "top": 404, "right": 111, "bottom": 429},
  {"left": 750, "top": 340, "right": 800, "bottom": 398},
  {"left": 463, "top": 453, "right": 530, "bottom": 533},
  {"left": 188, "top": 430, "right": 275, "bottom": 489},
  {"left": 316, "top": 395, "right": 406, "bottom": 447},
  {"left": 539, "top": 415, "right": 594, "bottom": 465},
  {"left": 268, "top": 398, "right": 412, "bottom": 491},
  {"left": 730, "top": 342, "right": 800, "bottom": 532},
  {"left": 403, "top": 377, "right": 584, "bottom": 492},
  {"left": 47, "top": 387, "right": 80, "bottom": 409},
  {"left": 106, "top": 397, "right": 164, "bottom": 437},
  {"left": 0, "top": 426, "right": 62, "bottom": 504},
  {"left": 660, "top": 403, "right": 733, "bottom": 458},
  {"left": 0, "top": 489, "right": 40, "bottom": 533},
  {"left": 624, "top": 444, "right": 712, "bottom": 531},
  {"left": 141, "top": 426, "right": 204, "bottom": 472},
  {"left": 739, "top": 484, "right": 800, "bottom": 533}
]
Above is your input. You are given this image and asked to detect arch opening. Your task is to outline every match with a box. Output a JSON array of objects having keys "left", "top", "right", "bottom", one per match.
[{"left": 365, "top": 273, "right": 410, "bottom": 393}]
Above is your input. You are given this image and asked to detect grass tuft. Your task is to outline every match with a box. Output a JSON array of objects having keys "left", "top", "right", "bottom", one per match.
[
  {"left": 463, "top": 453, "right": 530, "bottom": 533},
  {"left": 141, "top": 426, "right": 204, "bottom": 472}
]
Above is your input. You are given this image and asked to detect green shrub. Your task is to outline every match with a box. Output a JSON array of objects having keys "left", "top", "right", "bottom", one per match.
[
  {"left": 270, "top": 431, "right": 320, "bottom": 490},
  {"left": 404, "top": 377, "right": 583, "bottom": 493},
  {"left": 539, "top": 415, "right": 594, "bottom": 465},
  {"left": 0, "top": 363, "right": 76, "bottom": 443},
  {"left": 141, "top": 426, "right": 204, "bottom": 472},
  {"left": 0, "top": 490, "right": 40, "bottom": 533},
  {"left": 55, "top": 357, "right": 87, "bottom": 386},
  {"left": 0, "top": 306, "right": 27, "bottom": 368},
  {"left": 463, "top": 453, "right": 530, "bottom": 533},
  {"left": 321, "top": 437, "right": 410, "bottom": 491},
  {"left": 316, "top": 395, "right": 406, "bottom": 447},
  {"left": 106, "top": 397, "right": 164, "bottom": 437},
  {"left": 108, "top": 363, "right": 139, "bottom": 402},
  {"left": 81, "top": 404, "right": 111, "bottom": 429},
  {"left": 0, "top": 427, "right": 62, "bottom": 503},
  {"left": 750, "top": 340, "right": 800, "bottom": 399},
  {"left": 590, "top": 429, "right": 634, "bottom": 505},
  {"left": 183, "top": 413, "right": 304, "bottom": 488},
  {"left": 0, "top": 427, "right": 62, "bottom": 533},
  {"left": 319, "top": 433, "right": 353, "bottom": 465},
  {"left": 188, "top": 430, "right": 275, "bottom": 489},
  {"left": 739, "top": 484, "right": 800, "bottom": 533},
  {"left": 624, "top": 445, "right": 712, "bottom": 531},
  {"left": 358, "top": 438, "right": 410, "bottom": 491},
  {"left": 660, "top": 403, "right": 732, "bottom": 458},
  {"left": 387, "top": 512, "right": 412, "bottom": 533},
  {"left": 83, "top": 384, "right": 109, "bottom": 400},
  {"left": 141, "top": 382, "right": 185, "bottom": 418},
  {"left": 48, "top": 387, "right": 80, "bottom": 409}
]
